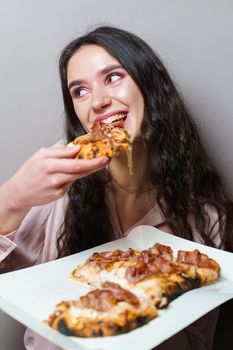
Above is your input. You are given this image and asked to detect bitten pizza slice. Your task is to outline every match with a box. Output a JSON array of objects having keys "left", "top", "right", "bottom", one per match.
[
  {"left": 47, "top": 282, "right": 157, "bottom": 337},
  {"left": 68, "top": 117, "right": 132, "bottom": 166}
]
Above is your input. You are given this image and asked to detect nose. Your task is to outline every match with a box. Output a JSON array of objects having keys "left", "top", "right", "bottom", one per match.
[{"left": 91, "top": 86, "right": 111, "bottom": 112}]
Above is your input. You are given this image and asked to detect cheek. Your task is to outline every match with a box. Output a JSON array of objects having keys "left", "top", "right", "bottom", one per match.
[
  {"left": 131, "top": 92, "right": 144, "bottom": 135},
  {"left": 113, "top": 86, "right": 130, "bottom": 101},
  {"left": 73, "top": 101, "right": 86, "bottom": 121},
  {"left": 116, "top": 85, "right": 144, "bottom": 111},
  {"left": 132, "top": 91, "right": 144, "bottom": 121},
  {"left": 128, "top": 83, "right": 144, "bottom": 110},
  {"left": 72, "top": 103, "right": 90, "bottom": 131}
]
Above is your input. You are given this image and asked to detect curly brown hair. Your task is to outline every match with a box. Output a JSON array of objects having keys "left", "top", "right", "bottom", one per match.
[{"left": 57, "top": 26, "right": 233, "bottom": 257}]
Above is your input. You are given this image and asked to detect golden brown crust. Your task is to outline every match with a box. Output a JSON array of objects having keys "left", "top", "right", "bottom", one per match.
[
  {"left": 47, "top": 285, "right": 157, "bottom": 337},
  {"left": 49, "top": 306, "right": 157, "bottom": 337}
]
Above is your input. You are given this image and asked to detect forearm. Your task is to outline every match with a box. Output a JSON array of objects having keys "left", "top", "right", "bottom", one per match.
[{"left": 0, "top": 181, "right": 30, "bottom": 235}]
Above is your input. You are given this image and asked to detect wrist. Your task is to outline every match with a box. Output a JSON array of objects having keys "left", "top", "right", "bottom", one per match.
[
  {"left": 0, "top": 180, "right": 26, "bottom": 212},
  {"left": 0, "top": 181, "right": 30, "bottom": 235}
]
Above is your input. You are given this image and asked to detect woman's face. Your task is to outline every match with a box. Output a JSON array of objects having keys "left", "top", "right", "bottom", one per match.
[{"left": 67, "top": 44, "right": 144, "bottom": 142}]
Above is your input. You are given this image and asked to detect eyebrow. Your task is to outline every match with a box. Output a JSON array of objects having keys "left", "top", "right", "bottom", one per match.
[{"left": 68, "top": 64, "right": 123, "bottom": 90}]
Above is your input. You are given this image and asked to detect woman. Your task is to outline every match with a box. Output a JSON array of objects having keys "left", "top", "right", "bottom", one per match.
[{"left": 0, "top": 26, "right": 232, "bottom": 350}]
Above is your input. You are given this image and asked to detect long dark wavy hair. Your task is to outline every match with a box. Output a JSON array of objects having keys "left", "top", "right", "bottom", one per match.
[{"left": 57, "top": 25, "right": 233, "bottom": 257}]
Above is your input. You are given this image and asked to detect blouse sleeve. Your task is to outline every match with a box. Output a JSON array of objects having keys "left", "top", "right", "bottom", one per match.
[
  {"left": 0, "top": 234, "right": 17, "bottom": 263},
  {"left": 0, "top": 202, "right": 54, "bottom": 273}
]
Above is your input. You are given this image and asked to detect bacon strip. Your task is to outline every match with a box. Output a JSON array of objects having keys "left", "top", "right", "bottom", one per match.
[
  {"left": 88, "top": 248, "right": 141, "bottom": 269},
  {"left": 125, "top": 256, "right": 177, "bottom": 283},
  {"left": 149, "top": 243, "right": 173, "bottom": 261},
  {"left": 102, "top": 282, "right": 140, "bottom": 307},
  {"left": 80, "top": 282, "right": 140, "bottom": 311},
  {"left": 86, "top": 244, "right": 219, "bottom": 283},
  {"left": 88, "top": 243, "right": 174, "bottom": 271},
  {"left": 177, "top": 249, "right": 219, "bottom": 271},
  {"left": 80, "top": 290, "right": 116, "bottom": 312}
]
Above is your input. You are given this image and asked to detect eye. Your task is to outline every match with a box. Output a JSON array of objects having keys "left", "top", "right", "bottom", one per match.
[
  {"left": 107, "top": 72, "right": 122, "bottom": 84},
  {"left": 71, "top": 87, "right": 89, "bottom": 99}
]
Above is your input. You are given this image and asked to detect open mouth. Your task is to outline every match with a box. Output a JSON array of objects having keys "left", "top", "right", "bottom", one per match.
[{"left": 100, "top": 113, "right": 127, "bottom": 127}]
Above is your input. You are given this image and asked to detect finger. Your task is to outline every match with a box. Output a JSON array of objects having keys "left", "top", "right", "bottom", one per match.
[
  {"left": 49, "top": 166, "right": 107, "bottom": 188},
  {"left": 45, "top": 156, "right": 109, "bottom": 174},
  {"left": 37, "top": 145, "right": 81, "bottom": 159}
]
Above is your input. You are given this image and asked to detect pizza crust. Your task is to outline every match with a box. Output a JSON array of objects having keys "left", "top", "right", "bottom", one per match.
[{"left": 47, "top": 287, "right": 157, "bottom": 337}]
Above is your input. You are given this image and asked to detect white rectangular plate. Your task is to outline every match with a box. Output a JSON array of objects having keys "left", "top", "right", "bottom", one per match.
[{"left": 0, "top": 225, "right": 233, "bottom": 350}]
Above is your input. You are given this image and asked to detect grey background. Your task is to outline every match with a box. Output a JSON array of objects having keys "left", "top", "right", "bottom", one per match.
[{"left": 0, "top": 0, "right": 232, "bottom": 349}]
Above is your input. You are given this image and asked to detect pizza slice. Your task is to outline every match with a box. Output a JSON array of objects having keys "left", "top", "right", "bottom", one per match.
[
  {"left": 67, "top": 117, "right": 132, "bottom": 169},
  {"left": 47, "top": 282, "right": 157, "bottom": 337},
  {"left": 71, "top": 243, "right": 220, "bottom": 309}
]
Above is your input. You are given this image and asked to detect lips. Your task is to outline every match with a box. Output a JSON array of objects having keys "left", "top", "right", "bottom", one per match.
[{"left": 101, "top": 113, "right": 127, "bottom": 125}]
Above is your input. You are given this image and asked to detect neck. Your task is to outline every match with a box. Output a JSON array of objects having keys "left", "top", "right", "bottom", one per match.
[
  {"left": 110, "top": 176, "right": 155, "bottom": 194},
  {"left": 109, "top": 139, "right": 155, "bottom": 194}
]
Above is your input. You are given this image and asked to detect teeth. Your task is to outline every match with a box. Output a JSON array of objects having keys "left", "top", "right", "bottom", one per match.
[{"left": 101, "top": 113, "right": 127, "bottom": 124}]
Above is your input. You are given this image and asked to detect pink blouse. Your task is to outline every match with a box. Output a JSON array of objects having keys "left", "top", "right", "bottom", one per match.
[{"left": 0, "top": 190, "right": 220, "bottom": 350}]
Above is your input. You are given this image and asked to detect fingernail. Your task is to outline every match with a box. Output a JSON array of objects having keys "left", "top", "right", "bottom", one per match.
[
  {"left": 101, "top": 157, "right": 109, "bottom": 164},
  {"left": 67, "top": 144, "right": 80, "bottom": 150}
]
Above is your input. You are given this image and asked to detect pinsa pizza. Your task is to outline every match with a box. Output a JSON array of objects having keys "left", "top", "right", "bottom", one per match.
[
  {"left": 47, "top": 242, "right": 220, "bottom": 338},
  {"left": 67, "top": 116, "right": 133, "bottom": 173}
]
